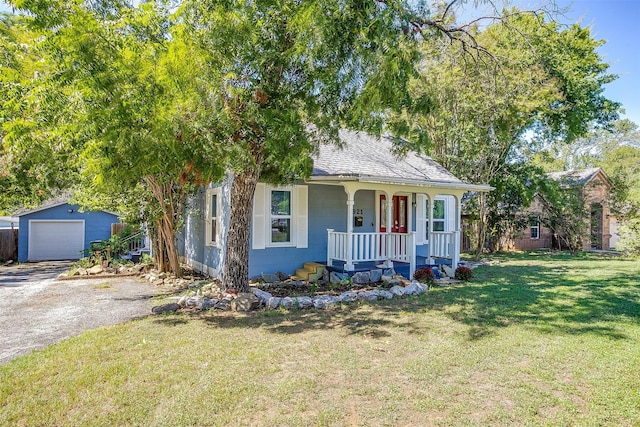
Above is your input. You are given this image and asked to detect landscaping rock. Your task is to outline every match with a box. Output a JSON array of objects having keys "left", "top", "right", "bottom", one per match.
[
  {"left": 253, "top": 288, "right": 273, "bottom": 304},
  {"left": 442, "top": 265, "right": 455, "bottom": 278},
  {"left": 352, "top": 271, "right": 371, "bottom": 284},
  {"left": 275, "top": 271, "right": 289, "bottom": 281},
  {"left": 201, "top": 298, "right": 217, "bottom": 310},
  {"left": 377, "top": 290, "right": 394, "bottom": 299},
  {"left": 185, "top": 296, "right": 203, "bottom": 309},
  {"left": 87, "top": 265, "right": 104, "bottom": 275},
  {"left": 214, "top": 299, "right": 232, "bottom": 310},
  {"left": 290, "top": 281, "right": 306, "bottom": 287},
  {"left": 313, "top": 295, "right": 338, "bottom": 309},
  {"left": 266, "top": 297, "right": 282, "bottom": 309},
  {"left": 280, "top": 297, "right": 295, "bottom": 309},
  {"left": 383, "top": 268, "right": 396, "bottom": 276},
  {"left": 295, "top": 296, "right": 314, "bottom": 309},
  {"left": 231, "top": 293, "right": 259, "bottom": 312},
  {"left": 338, "top": 291, "right": 358, "bottom": 303},
  {"left": 151, "top": 303, "right": 180, "bottom": 314},
  {"left": 403, "top": 282, "right": 428, "bottom": 296},
  {"left": 77, "top": 268, "right": 88, "bottom": 276},
  {"left": 369, "top": 269, "right": 383, "bottom": 282},
  {"left": 330, "top": 271, "right": 350, "bottom": 284},
  {"left": 262, "top": 273, "right": 280, "bottom": 283},
  {"left": 358, "top": 290, "right": 380, "bottom": 302},
  {"left": 389, "top": 285, "right": 406, "bottom": 296}
]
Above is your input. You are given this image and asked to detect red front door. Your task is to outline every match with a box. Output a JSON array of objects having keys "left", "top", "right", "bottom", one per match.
[{"left": 380, "top": 195, "right": 408, "bottom": 233}]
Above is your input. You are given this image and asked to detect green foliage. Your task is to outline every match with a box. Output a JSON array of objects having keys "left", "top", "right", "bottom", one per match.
[
  {"left": 71, "top": 257, "right": 93, "bottom": 269},
  {"left": 140, "top": 252, "right": 153, "bottom": 266},
  {"left": 484, "top": 163, "right": 550, "bottom": 251},
  {"left": 538, "top": 182, "right": 588, "bottom": 252},
  {"left": 532, "top": 119, "right": 640, "bottom": 253},
  {"left": 387, "top": 9, "right": 619, "bottom": 257},
  {"left": 90, "top": 225, "right": 141, "bottom": 258}
]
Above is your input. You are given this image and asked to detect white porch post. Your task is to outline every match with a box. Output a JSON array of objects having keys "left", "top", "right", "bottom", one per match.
[
  {"left": 427, "top": 196, "right": 434, "bottom": 265},
  {"left": 452, "top": 196, "right": 462, "bottom": 268},
  {"left": 345, "top": 194, "right": 355, "bottom": 271},
  {"left": 409, "top": 231, "right": 416, "bottom": 278},
  {"left": 386, "top": 194, "right": 394, "bottom": 267},
  {"left": 326, "top": 229, "right": 334, "bottom": 267}
]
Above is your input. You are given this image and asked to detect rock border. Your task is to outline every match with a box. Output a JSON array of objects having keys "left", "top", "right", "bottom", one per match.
[{"left": 151, "top": 276, "right": 433, "bottom": 314}]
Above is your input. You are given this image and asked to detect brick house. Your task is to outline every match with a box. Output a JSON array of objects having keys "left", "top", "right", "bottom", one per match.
[{"left": 512, "top": 168, "right": 613, "bottom": 251}]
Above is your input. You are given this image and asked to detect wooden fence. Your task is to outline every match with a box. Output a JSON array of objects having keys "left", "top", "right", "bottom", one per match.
[
  {"left": 0, "top": 229, "right": 18, "bottom": 262},
  {"left": 111, "top": 223, "right": 127, "bottom": 236}
]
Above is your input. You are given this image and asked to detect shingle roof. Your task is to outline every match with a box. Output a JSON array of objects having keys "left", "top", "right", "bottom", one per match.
[
  {"left": 547, "top": 168, "right": 607, "bottom": 187},
  {"left": 311, "top": 129, "right": 465, "bottom": 185}
]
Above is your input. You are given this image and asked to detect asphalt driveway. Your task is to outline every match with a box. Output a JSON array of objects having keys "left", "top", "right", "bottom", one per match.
[{"left": 0, "top": 261, "right": 159, "bottom": 364}]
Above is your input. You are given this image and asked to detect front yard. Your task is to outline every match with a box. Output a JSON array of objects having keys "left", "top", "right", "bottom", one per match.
[{"left": 1, "top": 252, "right": 639, "bottom": 426}]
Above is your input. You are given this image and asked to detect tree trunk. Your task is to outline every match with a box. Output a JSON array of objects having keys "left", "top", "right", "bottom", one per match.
[
  {"left": 223, "top": 167, "right": 260, "bottom": 292},
  {"left": 145, "top": 175, "right": 183, "bottom": 277}
]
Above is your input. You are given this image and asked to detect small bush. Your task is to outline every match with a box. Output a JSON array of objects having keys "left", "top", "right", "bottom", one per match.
[
  {"left": 413, "top": 267, "right": 435, "bottom": 284},
  {"left": 455, "top": 266, "right": 473, "bottom": 281},
  {"left": 72, "top": 257, "right": 93, "bottom": 269}
]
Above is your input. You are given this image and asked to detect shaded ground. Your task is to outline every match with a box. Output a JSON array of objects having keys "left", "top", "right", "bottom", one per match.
[{"left": 0, "top": 261, "right": 159, "bottom": 364}]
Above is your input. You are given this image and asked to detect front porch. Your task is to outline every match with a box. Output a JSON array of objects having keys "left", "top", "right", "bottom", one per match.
[{"left": 326, "top": 229, "right": 460, "bottom": 279}]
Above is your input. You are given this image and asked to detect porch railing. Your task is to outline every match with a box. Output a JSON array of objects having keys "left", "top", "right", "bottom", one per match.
[
  {"left": 430, "top": 231, "right": 460, "bottom": 267},
  {"left": 327, "top": 230, "right": 415, "bottom": 274}
]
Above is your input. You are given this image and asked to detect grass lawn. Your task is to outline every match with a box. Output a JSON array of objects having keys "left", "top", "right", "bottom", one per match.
[{"left": 1, "top": 252, "right": 639, "bottom": 426}]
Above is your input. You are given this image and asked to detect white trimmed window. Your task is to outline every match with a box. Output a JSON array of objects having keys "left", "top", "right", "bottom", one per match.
[
  {"left": 206, "top": 188, "right": 222, "bottom": 247},
  {"left": 252, "top": 183, "right": 308, "bottom": 249},
  {"left": 270, "top": 189, "right": 292, "bottom": 245},
  {"left": 431, "top": 199, "right": 446, "bottom": 232},
  {"left": 530, "top": 222, "right": 540, "bottom": 239},
  {"left": 416, "top": 195, "right": 453, "bottom": 245}
]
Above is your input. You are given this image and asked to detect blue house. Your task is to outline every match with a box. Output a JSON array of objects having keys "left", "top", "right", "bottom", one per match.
[
  {"left": 180, "top": 130, "right": 490, "bottom": 279},
  {"left": 17, "top": 200, "right": 119, "bottom": 262}
]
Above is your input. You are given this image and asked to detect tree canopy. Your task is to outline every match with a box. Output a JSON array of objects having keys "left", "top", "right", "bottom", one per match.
[
  {"left": 1, "top": 1, "right": 626, "bottom": 280},
  {"left": 387, "top": 10, "right": 619, "bottom": 255}
]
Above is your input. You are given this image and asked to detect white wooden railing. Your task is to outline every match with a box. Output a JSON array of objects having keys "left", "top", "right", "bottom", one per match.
[
  {"left": 429, "top": 231, "right": 460, "bottom": 267},
  {"left": 327, "top": 229, "right": 460, "bottom": 276},
  {"left": 327, "top": 230, "right": 415, "bottom": 274},
  {"left": 430, "top": 232, "right": 453, "bottom": 258}
]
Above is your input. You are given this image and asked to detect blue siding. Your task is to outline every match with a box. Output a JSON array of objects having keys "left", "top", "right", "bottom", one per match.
[
  {"left": 180, "top": 182, "right": 436, "bottom": 279},
  {"left": 18, "top": 203, "right": 119, "bottom": 262},
  {"left": 180, "top": 183, "right": 229, "bottom": 277},
  {"left": 248, "top": 185, "right": 377, "bottom": 277},
  {"left": 249, "top": 184, "right": 341, "bottom": 277}
]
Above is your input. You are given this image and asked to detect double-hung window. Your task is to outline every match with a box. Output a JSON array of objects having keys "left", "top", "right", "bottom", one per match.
[
  {"left": 530, "top": 222, "right": 540, "bottom": 239},
  {"left": 252, "top": 183, "right": 308, "bottom": 250},
  {"left": 431, "top": 199, "right": 446, "bottom": 232},
  {"left": 416, "top": 195, "right": 451, "bottom": 245},
  {"left": 270, "top": 189, "right": 292, "bottom": 245},
  {"left": 206, "top": 188, "right": 222, "bottom": 247}
]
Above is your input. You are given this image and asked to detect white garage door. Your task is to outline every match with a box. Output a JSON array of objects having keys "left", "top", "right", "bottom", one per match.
[{"left": 29, "top": 221, "right": 85, "bottom": 261}]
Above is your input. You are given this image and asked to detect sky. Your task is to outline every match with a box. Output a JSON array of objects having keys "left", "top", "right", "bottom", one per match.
[
  {"left": 529, "top": 0, "right": 640, "bottom": 125},
  {"left": 1, "top": 0, "right": 638, "bottom": 125}
]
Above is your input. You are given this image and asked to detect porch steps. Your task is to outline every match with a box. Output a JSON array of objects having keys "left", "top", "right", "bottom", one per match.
[{"left": 293, "top": 262, "right": 325, "bottom": 282}]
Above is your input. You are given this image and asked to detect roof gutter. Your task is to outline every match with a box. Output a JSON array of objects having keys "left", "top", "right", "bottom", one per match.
[{"left": 307, "top": 175, "right": 493, "bottom": 192}]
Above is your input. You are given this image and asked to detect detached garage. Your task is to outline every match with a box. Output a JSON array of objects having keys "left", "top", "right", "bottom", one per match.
[{"left": 17, "top": 201, "right": 119, "bottom": 262}]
